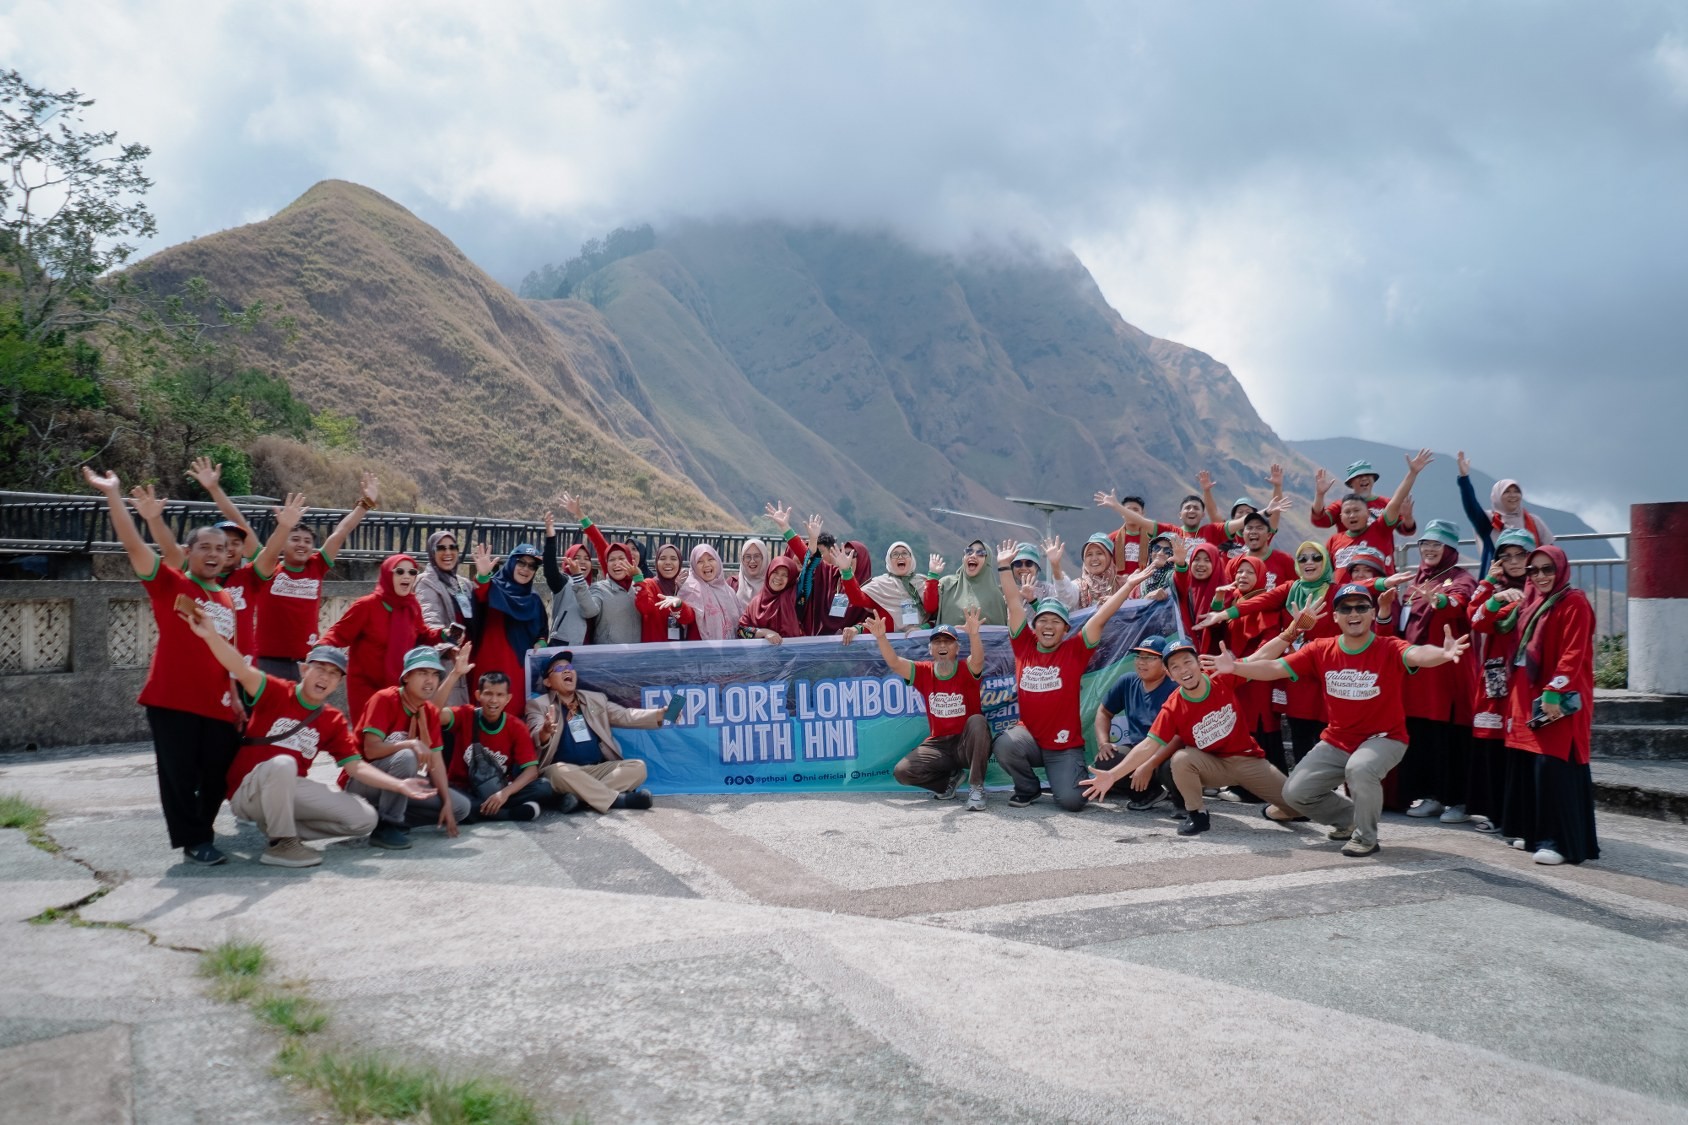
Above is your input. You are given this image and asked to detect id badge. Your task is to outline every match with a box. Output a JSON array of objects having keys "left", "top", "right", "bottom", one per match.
[
  {"left": 566, "top": 714, "right": 590, "bottom": 742},
  {"left": 900, "top": 600, "right": 920, "bottom": 627},
  {"left": 667, "top": 616, "right": 682, "bottom": 640},
  {"left": 829, "top": 592, "right": 848, "bottom": 618},
  {"left": 1271, "top": 687, "right": 1288, "bottom": 707},
  {"left": 453, "top": 589, "right": 473, "bottom": 618}
]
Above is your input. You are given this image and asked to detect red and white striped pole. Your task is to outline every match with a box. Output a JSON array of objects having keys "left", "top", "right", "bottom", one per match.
[{"left": 1629, "top": 502, "right": 1688, "bottom": 695}]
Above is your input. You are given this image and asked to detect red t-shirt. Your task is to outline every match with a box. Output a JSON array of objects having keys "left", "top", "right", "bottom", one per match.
[
  {"left": 222, "top": 565, "right": 260, "bottom": 656},
  {"left": 1326, "top": 517, "right": 1397, "bottom": 573},
  {"left": 1280, "top": 633, "right": 1414, "bottom": 753},
  {"left": 357, "top": 686, "right": 443, "bottom": 751},
  {"left": 442, "top": 705, "right": 539, "bottom": 789},
  {"left": 1108, "top": 528, "right": 1151, "bottom": 576},
  {"left": 137, "top": 562, "right": 238, "bottom": 722},
  {"left": 1157, "top": 520, "right": 1230, "bottom": 555},
  {"left": 1244, "top": 550, "right": 1297, "bottom": 595},
  {"left": 907, "top": 660, "right": 983, "bottom": 740},
  {"left": 255, "top": 550, "right": 332, "bottom": 660},
  {"left": 1147, "top": 674, "right": 1262, "bottom": 757},
  {"left": 225, "top": 674, "right": 360, "bottom": 798},
  {"left": 1010, "top": 623, "right": 1096, "bottom": 750}
]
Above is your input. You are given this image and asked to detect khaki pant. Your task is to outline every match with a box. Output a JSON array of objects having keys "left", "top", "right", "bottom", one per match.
[
  {"left": 1282, "top": 737, "right": 1408, "bottom": 847},
  {"left": 230, "top": 756, "right": 377, "bottom": 841},
  {"left": 541, "top": 758, "right": 647, "bottom": 813},
  {"left": 1170, "top": 748, "right": 1290, "bottom": 812}
]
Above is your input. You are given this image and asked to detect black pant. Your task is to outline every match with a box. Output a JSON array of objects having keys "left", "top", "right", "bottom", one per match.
[
  {"left": 145, "top": 706, "right": 240, "bottom": 850},
  {"left": 1402, "top": 717, "right": 1470, "bottom": 807},
  {"left": 1287, "top": 717, "right": 1327, "bottom": 762}
]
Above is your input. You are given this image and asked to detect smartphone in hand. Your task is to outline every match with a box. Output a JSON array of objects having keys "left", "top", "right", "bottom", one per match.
[{"left": 662, "top": 694, "right": 686, "bottom": 724}]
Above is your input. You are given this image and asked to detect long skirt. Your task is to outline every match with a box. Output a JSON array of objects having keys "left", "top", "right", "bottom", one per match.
[
  {"left": 1399, "top": 716, "right": 1470, "bottom": 808},
  {"left": 1499, "top": 745, "right": 1540, "bottom": 842},
  {"left": 1531, "top": 753, "right": 1600, "bottom": 864},
  {"left": 1465, "top": 737, "right": 1509, "bottom": 823}
]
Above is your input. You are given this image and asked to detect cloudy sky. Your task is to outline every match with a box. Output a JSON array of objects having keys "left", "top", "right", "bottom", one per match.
[{"left": 5, "top": 0, "right": 1684, "bottom": 528}]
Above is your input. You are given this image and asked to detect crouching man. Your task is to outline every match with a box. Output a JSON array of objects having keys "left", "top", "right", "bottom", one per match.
[
  {"left": 525, "top": 651, "right": 658, "bottom": 812},
  {"left": 861, "top": 608, "right": 992, "bottom": 810},
  {"left": 184, "top": 613, "right": 437, "bottom": 867},
  {"left": 441, "top": 671, "right": 577, "bottom": 821},
  {"left": 351, "top": 647, "right": 470, "bottom": 849}
]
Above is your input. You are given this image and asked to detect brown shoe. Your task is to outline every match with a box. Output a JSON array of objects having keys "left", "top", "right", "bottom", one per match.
[{"left": 260, "top": 837, "right": 322, "bottom": 868}]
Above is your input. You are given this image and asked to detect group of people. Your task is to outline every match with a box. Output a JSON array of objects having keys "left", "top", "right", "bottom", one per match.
[{"left": 85, "top": 443, "right": 1597, "bottom": 871}]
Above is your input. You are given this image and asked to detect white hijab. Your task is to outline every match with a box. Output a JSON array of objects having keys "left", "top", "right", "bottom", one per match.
[{"left": 734, "top": 538, "right": 769, "bottom": 608}]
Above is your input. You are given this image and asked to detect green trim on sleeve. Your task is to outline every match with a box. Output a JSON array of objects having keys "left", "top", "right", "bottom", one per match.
[
  {"left": 513, "top": 758, "right": 539, "bottom": 772},
  {"left": 361, "top": 726, "right": 387, "bottom": 738},
  {"left": 1486, "top": 596, "right": 1505, "bottom": 613},
  {"left": 1225, "top": 606, "right": 1241, "bottom": 621},
  {"left": 440, "top": 709, "right": 456, "bottom": 730},
  {"left": 1433, "top": 594, "right": 1448, "bottom": 610},
  {"left": 781, "top": 528, "right": 796, "bottom": 542},
  {"left": 1382, "top": 513, "right": 1399, "bottom": 527},
  {"left": 137, "top": 556, "right": 162, "bottom": 582},
  {"left": 1084, "top": 630, "right": 1101, "bottom": 650},
  {"left": 318, "top": 544, "right": 336, "bottom": 565},
  {"left": 1009, "top": 621, "right": 1026, "bottom": 639},
  {"left": 580, "top": 517, "right": 594, "bottom": 530},
  {"left": 1276, "top": 658, "right": 1298, "bottom": 682},
  {"left": 240, "top": 677, "right": 267, "bottom": 707},
  {"left": 334, "top": 753, "right": 362, "bottom": 766},
  {"left": 1543, "top": 690, "right": 1563, "bottom": 706},
  {"left": 1146, "top": 732, "right": 1166, "bottom": 746},
  {"left": 839, "top": 568, "right": 854, "bottom": 581},
  {"left": 475, "top": 573, "right": 491, "bottom": 585}
]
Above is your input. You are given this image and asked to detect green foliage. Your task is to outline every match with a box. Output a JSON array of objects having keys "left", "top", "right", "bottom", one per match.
[
  {"left": 309, "top": 408, "right": 361, "bottom": 451},
  {"left": 274, "top": 1042, "right": 543, "bottom": 1125},
  {"left": 199, "top": 940, "right": 269, "bottom": 1000},
  {"left": 253, "top": 993, "right": 328, "bottom": 1037},
  {"left": 0, "top": 792, "right": 48, "bottom": 833},
  {"left": 519, "top": 224, "right": 655, "bottom": 300},
  {"left": 1596, "top": 633, "right": 1628, "bottom": 689}
]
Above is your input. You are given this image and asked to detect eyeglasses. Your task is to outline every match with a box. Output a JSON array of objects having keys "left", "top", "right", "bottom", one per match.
[
  {"left": 1497, "top": 549, "right": 1527, "bottom": 560},
  {"left": 889, "top": 549, "right": 913, "bottom": 558},
  {"left": 392, "top": 567, "right": 419, "bottom": 577},
  {"left": 514, "top": 558, "right": 538, "bottom": 568},
  {"left": 1296, "top": 553, "right": 1323, "bottom": 564},
  {"left": 1523, "top": 564, "right": 1556, "bottom": 577},
  {"left": 1334, "top": 602, "right": 1373, "bottom": 615},
  {"left": 963, "top": 547, "right": 988, "bottom": 557}
]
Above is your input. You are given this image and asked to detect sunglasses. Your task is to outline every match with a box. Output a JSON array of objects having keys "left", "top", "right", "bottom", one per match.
[
  {"left": 963, "top": 547, "right": 988, "bottom": 557},
  {"left": 514, "top": 557, "right": 539, "bottom": 567},
  {"left": 1334, "top": 602, "right": 1373, "bottom": 615},
  {"left": 1011, "top": 560, "right": 1037, "bottom": 568},
  {"left": 392, "top": 567, "right": 419, "bottom": 577},
  {"left": 1296, "top": 553, "right": 1324, "bottom": 564},
  {"left": 1524, "top": 564, "right": 1557, "bottom": 577},
  {"left": 434, "top": 542, "right": 458, "bottom": 552}
]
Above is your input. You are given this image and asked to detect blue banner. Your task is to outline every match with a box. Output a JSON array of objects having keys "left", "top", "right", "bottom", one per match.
[{"left": 525, "top": 598, "right": 1181, "bottom": 794}]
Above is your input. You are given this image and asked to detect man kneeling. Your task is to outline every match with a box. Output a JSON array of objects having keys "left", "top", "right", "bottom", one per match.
[
  {"left": 1083, "top": 637, "right": 1302, "bottom": 836},
  {"left": 185, "top": 614, "right": 436, "bottom": 867},
  {"left": 526, "top": 652, "right": 659, "bottom": 812},
  {"left": 860, "top": 609, "right": 991, "bottom": 810}
]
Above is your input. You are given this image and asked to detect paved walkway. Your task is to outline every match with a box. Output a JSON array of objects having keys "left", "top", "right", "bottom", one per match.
[{"left": 3, "top": 744, "right": 1687, "bottom": 1123}]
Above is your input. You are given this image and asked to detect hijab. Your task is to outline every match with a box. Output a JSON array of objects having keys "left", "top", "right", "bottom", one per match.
[
  {"left": 735, "top": 537, "right": 769, "bottom": 608},
  {"left": 1490, "top": 479, "right": 1555, "bottom": 545},
  {"left": 425, "top": 530, "right": 461, "bottom": 584},
  {"left": 564, "top": 542, "right": 597, "bottom": 584},
  {"left": 652, "top": 542, "right": 684, "bottom": 598},
  {"left": 602, "top": 541, "right": 636, "bottom": 590},
  {"left": 1142, "top": 534, "right": 1176, "bottom": 596},
  {"left": 1517, "top": 545, "right": 1577, "bottom": 686},
  {"left": 860, "top": 540, "right": 924, "bottom": 618},
  {"left": 1077, "top": 532, "right": 1121, "bottom": 609},
  {"left": 375, "top": 554, "right": 427, "bottom": 686},
  {"left": 1404, "top": 542, "right": 1477, "bottom": 645},
  {"left": 487, "top": 543, "right": 547, "bottom": 654},
  {"left": 1181, "top": 541, "right": 1228, "bottom": 634},
  {"left": 936, "top": 539, "right": 1008, "bottom": 626},
  {"left": 741, "top": 556, "right": 803, "bottom": 637},
  {"left": 1285, "top": 541, "right": 1334, "bottom": 615},
  {"left": 680, "top": 544, "right": 742, "bottom": 640}
]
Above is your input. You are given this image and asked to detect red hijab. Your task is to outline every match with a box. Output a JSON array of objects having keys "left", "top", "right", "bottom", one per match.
[
  {"left": 565, "top": 542, "right": 597, "bottom": 583},
  {"left": 1405, "top": 542, "right": 1477, "bottom": 645},
  {"left": 604, "top": 542, "right": 636, "bottom": 590},
  {"left": 742, "top": 556, "right": 803, "bottom": 637},
  {"left": 376, "top": 554, "right": 427, "bottom": 685},
  {"left": 1518, "top": 545, "right": 1577, "bottom": 686},
  {"left": 1181, "top": 542, "right": 1227, "bottom": 632}
]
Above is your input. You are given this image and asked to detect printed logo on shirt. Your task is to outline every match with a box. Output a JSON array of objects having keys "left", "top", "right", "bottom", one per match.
[
  {"left": 1473, "top": 712, "right": 1504, "bottom": 730},
  {"left": 1054, "top": 729, "right": 1072, "bottom": 745},
  {"left": 1122, "top": 541, "right": 1140, "bottom": 562},
  {"left": 1271, "top": 687, "right": 1288, "bottom": 706},
  {"left": 260, "top": 717, "right": 320, "bottom": 757},
  {"left": 271, "top": 574, "right": 321, "bottom": 599},
  {"left": 1191, "top": 704, "right": 1238, "bottom": 749},
  {"left": 1019, "top": 666, "right": 1063, "bottom": 693},
  {"left": 1263, "top": 569, "right": 1280, "bottom": 592},
  {"left": 1323, "top": 669, "right": 1380, "bottom": 700},
  {"left": 198, "top": 599, "right": 237, "bottom": 640},
  {"left": 227, "top": 586, "right": 247, "bottom": 611},
  {"left": 1547, "top": 675, "right": 1570, "bottom": 691},
  {"left": 927, "top": 692, "right": 967, "bottom": 720},
  {"left": 1332, "top": 545, "right": 1364, "bottom": 569}
]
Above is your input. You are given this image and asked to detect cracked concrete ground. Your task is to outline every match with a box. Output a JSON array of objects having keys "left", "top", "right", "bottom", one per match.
[{"left": 3, "top": 743, "right": 1687, "bottom": 1123}]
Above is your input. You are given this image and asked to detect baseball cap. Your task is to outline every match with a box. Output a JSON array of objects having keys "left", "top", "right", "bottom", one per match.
[
  {"left": 929, "top": 624, "right": 960, "bottom": 641},
  {"left": 544, "top": 651, "right": 576, "bottom": 674},
  {"left": 1241, "top": 511, "right": 1271, "bottom": 529},
  {"left": 1332, "top": 583, "right": 1376, "bottom": 606},
  {"left": 1160, "top": 636, "right": 1198, "bottom": 660},
  {"left": 511, "top": 542, "right": 542, "bottom": 563},
  {"left": 303, "top": 645, "right": 349, "bottom": 673},
  {"left": 1344, "top": 545, "right": 1390, "bottom": 572},
  {"left": 1343, "top": 460, "right": 1378, "bottom": 484},
  {"left": 400, "top": 646, "right": 446, "bottom": 678},
  {"left": 213, "top": 519, "right": 248, "bottom": 538},
  {"left": 1132, "top": 634, "right": 1166, "bottom": 657},
  {"left": 1230, "top": 496, "right": 1258, "bottom": 514}
]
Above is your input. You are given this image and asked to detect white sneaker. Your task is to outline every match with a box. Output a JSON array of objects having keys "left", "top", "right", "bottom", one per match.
[
  {"left": 1438, "top": 804, "right": 1470, "bottom": 824},
  {"left": 1471, "top": 816, "right": 1501, "bottom": 833},
  {"left": 1533, "top": 846, "right": 1565, "bottom": 866},
  {"left": 1406, "top": 799, "right": 1445, "bottom": 818},
  {"left": 965, "top": 786, "right": 986, "bottom": 812},
  {"left": 1507, "top": 837, "right": 1526, "bottom": 850}
]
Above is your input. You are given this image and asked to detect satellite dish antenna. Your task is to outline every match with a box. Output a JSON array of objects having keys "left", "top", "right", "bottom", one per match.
[{"left": 1004, "top": 497, "right": 1084, "bottom": 541}]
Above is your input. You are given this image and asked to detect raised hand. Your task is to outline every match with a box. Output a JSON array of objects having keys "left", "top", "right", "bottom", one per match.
[
  {"left": 452, "top": 640, "right": 475, "bottom": 672},
  {"left": 862, "top": 613, "right": 887, "bottom": 639},
  {"left": 1314, "top": 468, "right": 1336, "bottom": 496},
  {"left": 804, "top": 513, "right": 824, "bottom": 541},
  {"left": 471, "top": 542, "right": 496, "bottom": 575},
  {"left": 1383, "top": 571, "right": 1415, "bottom": 589},
  {"left": 560, "top": 492, "right": 584, "bottom": 520},
  {"left": 762, "top": 501, "right": 790, "bottom": 530},
  {"left": 1442, "top": 625, "right": 1470, "bottom": 662},
  {"left": 545, "top": 512, "right": 555, "bottom": 538},
  {"left": 1457, "top": 450, "right": 1472, "bottom": 477},
  {"left": 928, "top": 553, "right": 945, "bottom": 573},
  {"left": 1042, "top": 537, "right": 1065, "bottom": 567},
  {"left": 1268, "top": 463, "right": 1284, "bottom": 488},
  {"left": 996, "top": 539, "right": 1019, "bottom": 567},
  {"left": 1196, "top": 468, "right": 1214, "bottom": 490},
  {"left": 275, "top": 491, "right": 308, "bottom": 530},
  {"left": 1200, "top": 642, "right": 1238, "bottom": 677},
  {"left": 1292, "top": 598, "right": 1328, "bottom": 633},
  {"left": 1406, "top": 447, "right": 1435, "bottom": 474},
  {"left": 359, "top": 470, "right": 381, "bottom": 506},
  {"left": 821, "top": 543, "right": 848, "bottom": 572},
  {"left": 1399, "top": 496, "right": 1416, "bottom": 523},
  {"left": 186, "top": 456, "right": 221, "bottom": 493},
  {"left": 1093, "top": 489, "right": 1123, "bottom": 513},
  {"left": 1017, "top": 572, "right": 1039, "bottom": 603},
  {"left": 1263, "top": 494, "right": 1294, "bottom": 517},
  {"left": 963, "top": 605, "right": 982, "bottom": 632},
  {"left": 1171, "top": 536, "right": 1188, "bottom": 567},
  {"left": 83, "top": 465, "right": 121, "bottom": 494},
  {"left": 127, "top": 484, "right": 167, "bottom": 522}
]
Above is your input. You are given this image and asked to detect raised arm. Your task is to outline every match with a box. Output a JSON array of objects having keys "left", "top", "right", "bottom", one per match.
[
  {"left": 1095, "top": 489, "right": 1156, "bottom": 533},
  {"left": 84, "top": 468, "right": 156, "bottom": 576},
  {"left": 186, "top": 456, "right": 255, "bottom": 544},
  {"left": 1201, "top": 642, "right": 1291, "bottom": 682},
  {"left": 1456, "top": 452, "right": 1496, "bottom": 572},
  {"left": 128, "top": 485, "right": 185, "bottom": 571},
  {"left": 962, "top": 606, "right": 986, "bottom": 676},
  {"left": 1082, "top": 565, "right": 1139, "bottom": 646},
  {"left": 1383, "top": 449, "right": 1433, "bottom": 526},
  {"left": 1267, "top": 464, "right": 1285, "bottom": 531},
  {"left": 863, "top": 615, "right": 911, "bottom": 680},
  {"left": 541, "top": 512, "right": 566, "bottom": 594},
  {"left": 321, "top": 471, "right": 378, "bottom": 561},
  {"left": 1309, "top": 468, "right": 1336, "bottom": 526},
  {"left": 1403, "top": 625, "right": 1472, "bottom": 669},
  {"left": 252, "top": 493, "right": 307, "bottom": 580},
  {"left": 996, "top": 539, "right": 1026, "bottom": 633},
  {"left": 433, "top": 641, "right": 474, "bottom": 704},
  {"left": 185, "top": 607, "right": 264, "bottom": 697},
  {"left": 1198, "top": 470, "right": 1220, "bottom": 529}
]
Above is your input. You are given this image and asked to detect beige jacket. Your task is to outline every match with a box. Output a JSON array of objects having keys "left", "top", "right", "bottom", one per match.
[{"left": 524, "top": 688, "right": 663, "bottom": 767}]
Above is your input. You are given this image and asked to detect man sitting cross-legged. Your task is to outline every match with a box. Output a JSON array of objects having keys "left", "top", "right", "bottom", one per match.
[
  {"left": 861, "top": 608, "right": 992, "bottom": 811},
  {"left": 183, "top": 613, "right": 436, "bottom": 867},
  {"left": 525, "top": 652, "right": 661, "bottom": 813},
  {"left": 1203, "top": 582, "right": 1471, "bottom": 857},
  {"left": 442, "top": 671, "right": 578, "bottom": 822},
  {"left": 1082, "top": 635, "right": 1307, "bottom": 836}
]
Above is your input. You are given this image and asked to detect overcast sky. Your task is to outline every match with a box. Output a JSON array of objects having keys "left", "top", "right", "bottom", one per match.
[{"left": 5, "top": 0, "right": 1684, "bottom": 529}]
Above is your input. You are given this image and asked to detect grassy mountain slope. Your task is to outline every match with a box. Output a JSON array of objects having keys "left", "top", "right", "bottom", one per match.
[{"left": 128, "top": 181, "right": 734, "bottom": 527}]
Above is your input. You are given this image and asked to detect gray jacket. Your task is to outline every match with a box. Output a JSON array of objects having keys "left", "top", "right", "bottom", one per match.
[
  {"left": 416, "top": 566, "right": 474, "bottom": 705},
  {"left": 548, "top": 575, "right": 592, "bottom": 646},
  {"left": 579, "top": 578, "right": 641, "bottom": 645}
]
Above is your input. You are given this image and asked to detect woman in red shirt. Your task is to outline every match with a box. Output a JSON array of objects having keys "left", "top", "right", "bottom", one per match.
[
  {"left": 468, "top": 543, "right": 549, "bottom": 699},
  {"left": 1464, "top": 529, "right": 1536, "bottom": 834},
  {"left": 1396, "top": 521, "right": 1479, "bottom": 823},
  {"left": 320, "top": 554, "right": 445, "bottom": 724},
  {"left": 634, "top": 542, "right": 699, "bottom": 642}
]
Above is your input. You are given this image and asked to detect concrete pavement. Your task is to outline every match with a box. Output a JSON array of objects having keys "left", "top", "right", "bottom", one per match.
[{"left": 3, "top": 743, "right": 1687, "bottom": 1123}]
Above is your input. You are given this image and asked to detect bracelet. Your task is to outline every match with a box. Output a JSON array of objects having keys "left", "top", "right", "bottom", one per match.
[
  {"left": 997, "top": 565, "right": 1010, "bottom": 572},
  {"left": 356, "top": 495, "right": 377, "bottom": 510}
]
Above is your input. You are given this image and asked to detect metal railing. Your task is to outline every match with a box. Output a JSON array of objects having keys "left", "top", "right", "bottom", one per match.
[
  {"left": 0, "top": 491, "right": 757, "bottom": 566},
  {"left": 1398, "top": 531, "right": 1628, "bottom": 637}
]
